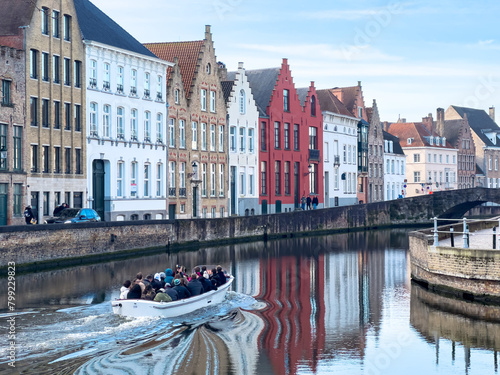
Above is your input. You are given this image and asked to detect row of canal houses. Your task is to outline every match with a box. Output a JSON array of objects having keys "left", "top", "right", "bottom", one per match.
[{"left": 0, "top": 0, "right": 497, "bottom": 225}]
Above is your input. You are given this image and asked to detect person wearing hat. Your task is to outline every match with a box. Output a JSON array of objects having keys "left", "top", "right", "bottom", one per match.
[
  {"left": 172, "top": 278, "right": 191, "bottom": 299},
  {"left": 150, "top": 273, "right": 163, "bottom": 291},
  {"left": 162, "top": 283, "right": 179, "bottom": 301},
  {"left": 24, "top": 205, "right": 35, "bottom": 224},
  {"left": 164, "top": 268, "right": 174, "bottom": 285}
]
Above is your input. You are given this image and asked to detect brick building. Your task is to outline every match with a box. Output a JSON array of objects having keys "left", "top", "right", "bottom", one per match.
[
  {"left": 145, "top": 26, "right": 228, "bottom": 219},
  {"left": 366, "top": 99, "right": 384, "bottom": 202}
]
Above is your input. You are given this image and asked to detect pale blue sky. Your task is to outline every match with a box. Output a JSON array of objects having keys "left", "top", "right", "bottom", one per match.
[{"left": 91, "top": 0, "right": 500, "bottom": 122}]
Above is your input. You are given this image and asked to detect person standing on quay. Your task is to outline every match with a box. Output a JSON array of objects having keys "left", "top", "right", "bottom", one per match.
[
  {"left": 306, "top": 196, "right": 312, "bottom": 210},
  {"left": 312, "top": 196, "right": 319, "bottom": 209},
  {"left": 24, "top": 206, "right": 35, "bottom": 224},
  {"left": 301, "top": 195, "right": 306, "bottom": 210}
]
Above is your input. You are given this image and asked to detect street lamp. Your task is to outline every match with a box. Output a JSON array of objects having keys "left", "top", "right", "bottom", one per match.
[{"left": 304, "top": 164, "right": 312, "bottom": 176}]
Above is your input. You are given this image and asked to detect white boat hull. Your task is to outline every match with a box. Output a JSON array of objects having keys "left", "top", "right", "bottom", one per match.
[{"left": 111, "top": 276, "right": 234, "bottom": 318}]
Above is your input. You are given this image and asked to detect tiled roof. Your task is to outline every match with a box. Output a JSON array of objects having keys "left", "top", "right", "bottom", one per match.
[
  {"left": 0, "top": 0, "right": 35, "bottom": 36},
  {"left": 442, "top": 119, "right": 465, "bottom": 148},
  {"left": 144, "top": 41, "right": 204, "bottom": 99},
  {"left": 316, "top": 89, "right": 353, "bottom": 117},
  {"left": 245, "top": 68, "right": 280, "bottom": 117},
  {"left": 383, "top": 131, "right": 405, "bottom": 155},
  {"left": 331, "top": 86, "right": 358, "bottom": 116},
  {"left": 387, "top": 122, "right": 453, "bottom": 149},
  {"left": 297, "top": 88, "right": 309, "bottom": 106},
  {"left": 449, "top": 106, "right": 500, "bottom": 147},
  {"left": 366, "top": 107, "right": 373, "bottom": 124},
  {"left": 221, "top": 80, "right": 234, "bottom": 103},
  {"left": 73, "top": 0, "right": 156, "bottom": 58}
]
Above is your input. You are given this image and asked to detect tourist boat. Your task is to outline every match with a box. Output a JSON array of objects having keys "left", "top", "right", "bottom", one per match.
[{"left": 111, "top": 275, "right": 234, "bottom": 318}]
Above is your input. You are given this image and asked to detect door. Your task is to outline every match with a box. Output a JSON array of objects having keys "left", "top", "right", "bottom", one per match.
[
  {"left": 294, "top": 162, "right": 299, "bottom": 208},
  {"left": 324, "top": 171, "right": 329, "bottom": 208},
  {"left": 92, "top": 160, "right": 105, "bottom": 220},
  {"left": 230, "top": 166, "right": 236, "bottom": 215},
  {"left": 192, "top": 186, "right": 198, "bottom": 217},
  {"left": 262, "top": 199, "right": 267, "bottom": 215},
  {"left": 0, "top": 184, "right": 7, "bottom": 225},
  {"left": 276, "top": 200, "right": 282, "bottom": 213},
  {"left": 169, "top": 204, "right": 176, "bottom": 220},
  {"left": 30, "top": 192, "right": 39, "bottom": 223}
]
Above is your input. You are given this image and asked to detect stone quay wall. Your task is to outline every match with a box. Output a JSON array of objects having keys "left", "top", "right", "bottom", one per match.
[{"left": 410, "top": 220, "right": 500, "bottom": 302}]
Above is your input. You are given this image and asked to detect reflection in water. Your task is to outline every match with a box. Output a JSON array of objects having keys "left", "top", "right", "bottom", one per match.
[{"left": 411, "top": 283, "right": 500, "bottom": 372}]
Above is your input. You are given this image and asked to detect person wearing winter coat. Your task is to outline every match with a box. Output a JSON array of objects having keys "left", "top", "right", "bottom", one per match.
[
  {"left": 127, "top": 284, "right": 142, "bottom": 299},
  {"left": 186, "top": 274, "right": 204, "bottom": 296},
  {"left": 24, "top": 206, "right": 35, "bottom": 224},
  {"left": 172, "top": 278, "right": 191, "bottom": 299},
  {"left": 120, "top": 280, "right": 131, "bottom": 299},
  {"left": 164, "top": 268, "right": 174, "bottom": 285}
]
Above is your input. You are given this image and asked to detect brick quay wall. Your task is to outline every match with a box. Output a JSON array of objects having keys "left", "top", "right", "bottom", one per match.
[{"left": 410, "top": 219, "right": 500, "bottom": 303}]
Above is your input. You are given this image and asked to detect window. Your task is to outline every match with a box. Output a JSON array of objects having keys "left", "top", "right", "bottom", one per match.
[
  {"left": 41, "top": 52, "right": 49, "bottom": 81},
  {"left": 75, "top": 148, "right": 81, "bottom": 174},
  {"left": 53, "top": 10, "right": 60, "bottom": 38},
  {"left": 239, "top": 127, "right": 246, "bottom": 152},
  {"left": 74, "top": 104, "right": 81, "bottom": 132},
  {"left": 156, "top": 113, "right": 163, "bottom": 143},
  {"left": 74, "top": 61, "right": 81, "bottom": 88},
  {"left": 42, "top": 99, "right": 49, "bottom": 128},
  {"left": 174, "top": 89, "right": 179, "bottom": 104},
  {"left": 54, "top": 101, "right": 60, "bottom": 129},
  {"left": 43, "top": 192, "right": 49, "bottom": 216},
  {"left": 260, "top": 122, "right": 267, "bottom": 151},
  {"left": 103, "top": 104, "right": 110, "bottom": 137},
  {"left": 168, "top": 162, "right": 176, "bottom": 196},
  {"left": 218, "top": 125, "right": 224, "bottom": 152},
  {"left": 144, "top": 164, "right": 150, "bottom": 197},
  {"left": 89, "top": 102, "right": 97, "bottom": 135},
  {"left": 192, "top": 122, "right": 198, "bottom": 149},
  {"left": 311, "top": 95, "right": 316, "bottom": 116},
  {"left": 414, "top": 171, "right": 421, "bottom": 183},
  {"left": 275, "top": 161, "right": 281, "bottom": 195},
  {"left": 156, "top": 163, "right": 163, "bottom": 197},
  {"left": 283, "top": 89, "right": 289, "bottom": 111},
  {"left": 168, "top": 118, "right": 175, "bottom": 147},
  {"left": 210, "top": 163, "right": 216, "bottom": 196},
  {"left": 131, "top": 162, "right": 138, "bottom": 197},
  {"left": 240, "top": 171, "right": 245, "bottom": 195},
  {"left": 274, "top": 122, "right": 280, "bottom": 149},
  {"left": 53, "top": 55, "right": 60, "bottom": 84},
  {"left": 202, "top": 163, "right": 207, "bottom": 196},
  {"left": 239, "top": 89, "right": 246, "bottom": 114},
  {"left": 309, "top": 163, "right": 317, "bottom": 194},
  {"left": 41, "top": 8, "right": 49, "bottom": 35},
  {"left": 117, "top": 162, "right": 124, "bottom": 197},
  {"left": 43, "top": 145, "right": 49, "bottom": 173},
  {"left": 284, "top": 123, "right": 290, "bottom": 149},
  {"left": 0, "top": 124, "right": 6, "bottom": 170},
  {"left": 144, "top": 72, "right": 150, "bottom": 98},
  {"left": 64, "top": 103, "right": 71, "bottom": 130},
  {"left": 201, "top": 89, "right": 207, "bottom": 111},
  {"left": 130, "top": 69, "right": 137, "bottom": 95},
  {"left": 210, "top": 90, "right": 216, "bottom": 112},
  {"left": 179, "top": 120, "right": 185, "bottom": 148},
  {"left": 13, "top": 184, "right": 22, "bottom": 216},
  {"left": 294, "top": 124, "right": 299, "bottom": 150},
  {"left": 180, "top": 162, "right": 186, "bottom": 191},
  {"left": 1, "top": 80, "right": 11, "bottom": 106},
  {"left": 131, "top": 109, "right": 138, "bottom": 140},
  {"left": 261, "top": 161, "right": 267, "bottom": 195},
  {"left": 248, "top": 128, "right": 254, "bottom": 153},
  {"left": 230, "top": 126, "right": 236, "bottom": 152},
  {"left": 413, "top": 153, "right": 420, "bottom": 163},
  {"left": 30, "top": 97, "right": 38, "bottom": 126},
  {"left": 65, "top": 148, "right": 71, "bottom": 174},
  {"left": 144, "top": 111, "right": 151, "bottom": 142},
  {"left": 249, "top": 172, "right": 254, "bottom": 195},
  {"left": 30, "top": 49, "right": 38, "bottom": 79},
  {"left": 103, "top": 63, "right": 110, "bottom": 90},
  {"left": 284, "top": 162, "right": 290, "bottom": 195},
  {"left": 53, "top": 146, "right": 61, "bottom": 174},
  {"left": 309, "top": 127, "right": 317, "bottom": 149},
  {"left": 206, "top": 63, "right": 211, "bottom": 74},
  {"left": 219, "top": 164, "right": 224, "bottom": 196},
  {"left": 201, "top": 123, "right": 207, "bottom": 150},
  {"left": 31, "top": 145, "right": 38, "bottom": 172},
  {"left": 156, "top": 75, "right": 162, "bottom": 100},
  {"left": 64, "top": 58, "right": 70, "bottom": 86},
  {"left": 116, "top": 107, "right": 124, "bottom": 138},
  {"left": 63, "top": 15, "right": 71, "bottom": 41}
]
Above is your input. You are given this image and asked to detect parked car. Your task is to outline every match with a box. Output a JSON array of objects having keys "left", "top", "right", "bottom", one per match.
[{"left": 45, "top": 208, "right": 101, "bottom": 224}]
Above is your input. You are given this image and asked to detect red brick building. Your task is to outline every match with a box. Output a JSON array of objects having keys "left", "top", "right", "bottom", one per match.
[{"left": 245, "top": 59, "right": 323, "bottom": 214}]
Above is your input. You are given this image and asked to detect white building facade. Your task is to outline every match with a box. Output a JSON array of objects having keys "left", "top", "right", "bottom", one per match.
[
  {"left": 322, "top": 112, "right": 359, "bottom": 207},
  {"left": 85, "top": 42, "right": 172, "bottom": 221},
  {"left": 225, "top": 63, "right": 260, "bottom": 216},
  {"left": 383, "top": 132, "right": 406, "bottom": 200}
]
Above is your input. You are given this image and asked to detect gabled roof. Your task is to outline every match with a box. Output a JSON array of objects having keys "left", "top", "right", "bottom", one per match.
[
  {"left": 441, "top": 119, "right": 465, "bottom": 148},
  {"left": 73, "top": 0, "right": 156, "bottom": 58},
  {"left": 366, "top": 107, "right": 373, "bottom": 124},
  {"left": 383, "top": 131, "right": 405, "bottom": 155},
  {"left": 387, "top": 122, "right": 453, "bottom": 148},
  {"left": 316, "top": 89, "right": 353, "bottom": 117},
  {"left": 449, "top": 106, "right": 500, "bottom": 147},
  {"left": 144, "top": 41, "right": 204, "bottom": 99},
  {"left": 221, "top": 80, "right": 234, "bottom": 103},
  {"left": 331, "top": 85, "right": 358, "bottom": 116},
  {"left": 297, "top": 88, "right": 309, "bottom": 107},
  {"left": 244, "top": 68, "right": 280, "bottom": 117},
  {"left": 0, "top": 0, "right": 35, "bottom": 36}
]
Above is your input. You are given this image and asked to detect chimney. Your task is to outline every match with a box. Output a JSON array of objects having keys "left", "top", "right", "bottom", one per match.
[
  {"left": 422, "top": 113, "right": 433, "bottom": 132},
  {"left": 205, "top": 25, "right": 211, "bottom": 40},
  {"left": 401, "top": 118, "right": 406, "bottom": 123},
  {"left": 490, "top": 106, "right": 495, "bottom": 122},
  {"left": 436, "top": 108, "right": 445, "bottom": 136},
  {"left": 383, "top": 121, "right": 390, "bottom": 132},
  {"left": 358, "top": 81, "right": 361, "bottom": 87},
  {"left": 238, "top": 62, "right": 244, "bottom": 70}
]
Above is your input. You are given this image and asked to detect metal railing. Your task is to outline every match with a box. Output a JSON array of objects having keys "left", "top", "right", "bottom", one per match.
[{"left": 431, "top": 216, "right": 500, "bottom": 249}]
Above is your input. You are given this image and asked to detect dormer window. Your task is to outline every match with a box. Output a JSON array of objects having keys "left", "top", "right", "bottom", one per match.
[
  {"left": 407, "top": 138, "right": 413, "bottom": 145},
  {"left": 441, "top": 137, "right": 446, "bottom": 146},
  {"left": 429, "top": 137, "right": 433, "bottom": 145}
]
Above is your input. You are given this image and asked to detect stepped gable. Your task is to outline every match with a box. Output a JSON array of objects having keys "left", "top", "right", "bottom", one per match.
[
  {"left": 449, "top": 106, "right": 500, "bottom": 147},
  {"left": 244, "top": 68, "right": 280, "bottom": 117},
  {"left": 144, "top": 40, "right": 204, "bottom": 99},
  {"left": 0, "top": 0, "right": 35, "bottom": 35},
  {"left": 221, "top": 80, "right": 234, "bottom": 103},
  {"left": 73, "top": 0, "right": 155, "bottom": 57},
  {"left": 316, "top": 90, "right": 353, "bottom": 117},
  {"left": 442, "top": 119, "right": 466, "bottom": 148}
]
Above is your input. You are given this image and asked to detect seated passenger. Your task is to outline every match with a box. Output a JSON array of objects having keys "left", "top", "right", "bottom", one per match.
[
  {"left": 154, "top": 291, "right": 172, "bottom": 303},
  {"left": 151, "top": 274, "right": 164, "bottom": 291},
  {"left": 201, "top": 266, "right": 209, "bottom": 279},
  {"left": 172, "top": 278, "right": 191, "bottom": 299},
  {"left": 127, "top": 283, "right": 142, "bottom": 299},
  {"left": 143, "top": 284, "right": 156, "bottom": 300},
  {"left": 198, "top": 273, "right": 216, "bottom": 292},
  {"left": 163, "top": 284, "right": 179, "bottom": 301},
  {"left": 143, "top": 274, "right": 154, "bottom": 287},
  {"left": 164, "top": 268, "right": 174, "bottom": 285},
  {"left": 210, "top": 268, "right": 221, "bottom": 287},
  {"left": 120, "top": 280, "right": 131, "bottom": 299},
  {"left": 186, "top": 273, "right": 204, "bottom": 296},
  {"left": 136, "top": 273, "right": 146, "bottom": 293},
  {"left": 216, "top": 266, "right": 227, "bottom": 285}
]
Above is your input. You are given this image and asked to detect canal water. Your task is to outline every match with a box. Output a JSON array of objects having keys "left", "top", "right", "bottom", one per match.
[{"left": 1, "top": 228, "right": 499, "bottom": 375}]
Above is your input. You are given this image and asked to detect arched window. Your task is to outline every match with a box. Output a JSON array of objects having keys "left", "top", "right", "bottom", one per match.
[
  {"left": 206, "top": 63, "right": 211, "bottom": 74},
  {"left": 239, "top": 89, "right": 246, "bottom": 114},
  {"left": 174, "top": 89, "right": 180, "bottom": 104},
  {"left": 311, "top": 95, "right": 316, "bottom": 116}
]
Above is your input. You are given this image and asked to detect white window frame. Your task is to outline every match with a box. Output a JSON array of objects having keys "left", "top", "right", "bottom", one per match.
[
  {"left": 103, "top": 104, "right": 110, "bottom": 138},
  {"left": 210, "top": 124, "right": 216, "bottom": 151},
  {"left": 169, "top": 118, "right": 175, "bottom": 147},
  {"left": 131, "top": 109, "right": 138, "bottom": 140},
  {"left": 192, "top": 122, "right": 198, "bottom": 150},
  {"left": 201, "top": 89, "right": 207, "bottom": 111},
  {"left": 179, "top": 120, "right": 186, "bottom": 148},
  {"left": 117, "top": 162, "right": 124, "bottom": 197},
  {"left": 156, "top": 163, "right": 163, "bottom": 197},
  {"left": 144, "top": 111, "right": 151, "bottom": 142},
  {"left": 156, "top": 113, "right": 163, "bottom": 143},
  {"left": 210, "top": 90, "right": 216, "bottom": 112}
]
